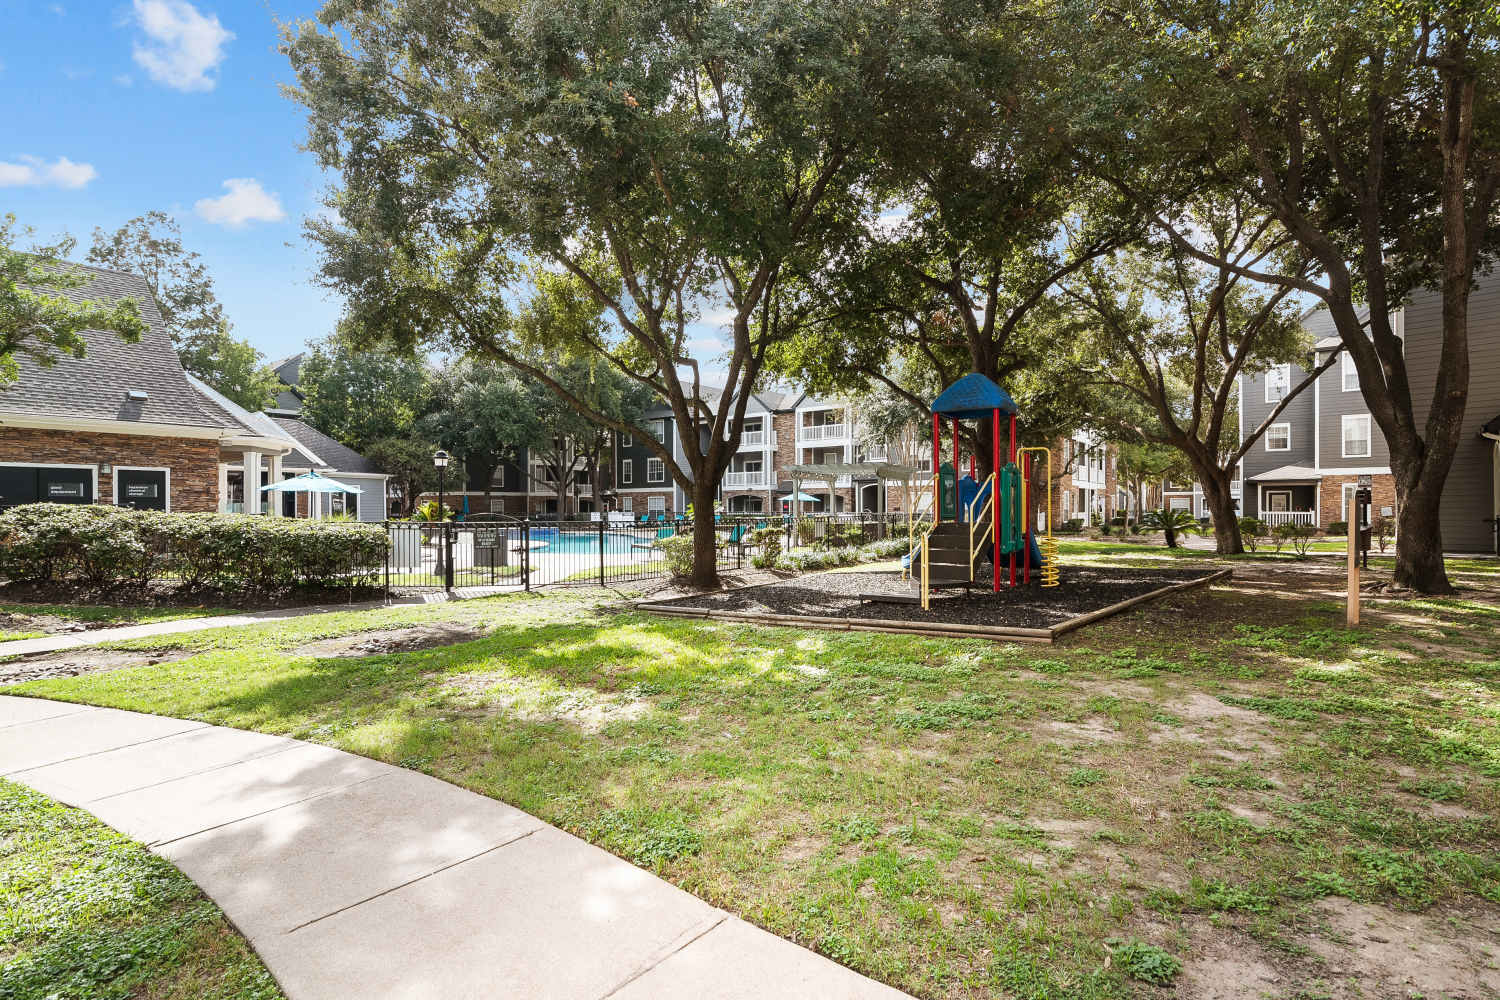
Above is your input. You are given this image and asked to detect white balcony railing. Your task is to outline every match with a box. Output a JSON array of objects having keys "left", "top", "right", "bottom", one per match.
[
  {"left": 798, "top": 422, "right": 847, "bottom": 442},
  {"left": 736, "top": 429, "right": 777, "bottom": 450},
  {"left": 1262, "top": 510, "right": 1316, "bottom": 526},
  {"left": 723, "top": 470, "right": 770, "bottom": 489}
]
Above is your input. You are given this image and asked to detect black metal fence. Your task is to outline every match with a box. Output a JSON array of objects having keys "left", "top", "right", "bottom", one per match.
[{"left": 383, "top": 512, "right": 913, "bottom": 593}]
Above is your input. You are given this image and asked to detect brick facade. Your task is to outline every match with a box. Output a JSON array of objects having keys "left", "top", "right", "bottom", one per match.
[
  {"left": 0, "top": 426, "right": 220, "bottom": 512},
  {"left": 1318, "top": 473, "right": 1397, "bottom": 527}
]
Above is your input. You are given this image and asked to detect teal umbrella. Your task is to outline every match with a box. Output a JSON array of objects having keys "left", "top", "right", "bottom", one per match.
[
  {"left": 260, "top": 470, "right": 361, "bottom": 520},
  {"left": 260, "top": 470, "right": 361, "bottom": 494}
]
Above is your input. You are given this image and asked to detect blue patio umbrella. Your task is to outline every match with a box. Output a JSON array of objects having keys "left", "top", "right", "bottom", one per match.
[{"left": 260, "top": 470, "right": 360, "bottom": 519}]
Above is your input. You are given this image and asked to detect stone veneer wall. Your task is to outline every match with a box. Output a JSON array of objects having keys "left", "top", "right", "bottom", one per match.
[{"left": 0, "top": 426, "right": 220, "bottom": 511}]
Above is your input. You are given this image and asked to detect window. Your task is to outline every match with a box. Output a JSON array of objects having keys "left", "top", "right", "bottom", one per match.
[
  {"left": 648, "top": 496, "right": 666, "bottom": 514},
  {"left": 493, "top": 466, "right": 506, "bottom": 490},
  {"left": 1342, "top": 414, "right": 1371, "bottom": 458},
  {"left": 651, "top": 419, "right": 666, "bottom": 444},
  {"left": 1265, "top": 423, "right": 1291, "bottom": 451},
  {"left": 1342, "top": 351, "right": 1359, "bottom": 392},
  {"left": 621, "top": 497, "right": 633, "bottom": 513},
  {"left": 621, "top": 459, "right": 633, "bottom": 485},
  {"left": 620, "top": 431, "right": 633, "bottom": 448},
  {"left": 1170, "top": 496, "right": 1190, "bottom": 511},
  {"left": 647, "top": 458, "right": 665, "bottom": 483},
  {"left": 1265, "top": 364, "right": 1291, "bottom": 403}
]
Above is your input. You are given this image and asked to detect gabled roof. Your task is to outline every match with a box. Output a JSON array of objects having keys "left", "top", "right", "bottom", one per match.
[
  {"left": 1247, "top": 464, "right": 1321, "bottom": 482},
  {"left": 3, "top": 262, "right": 248, "bottom": 432},
  {"left": 185, "top": 375, "right": 316, "bottom": 464},
  {"left": 269, "top": 416, "right": 382, "bottom": 475}
]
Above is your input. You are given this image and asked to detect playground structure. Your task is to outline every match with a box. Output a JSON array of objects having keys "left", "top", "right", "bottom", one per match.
[{"left": 901, "top": 373, "right": 1058, "bottom": 609}]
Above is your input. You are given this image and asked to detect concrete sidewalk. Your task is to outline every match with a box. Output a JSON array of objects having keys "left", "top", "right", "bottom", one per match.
[
  {"left": 0, "top": 695, "right": 908, "bottom": 1000},
  {"left": 0, "top": 600, "right": 414, "bottom": 658}
]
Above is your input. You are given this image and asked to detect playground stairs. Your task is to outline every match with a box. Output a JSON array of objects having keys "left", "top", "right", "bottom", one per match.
[{"left": 926, "top": 522, "right": 977, "bottom": 587}]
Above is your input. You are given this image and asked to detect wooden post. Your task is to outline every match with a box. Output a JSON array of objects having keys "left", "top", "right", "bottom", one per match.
[{"left": 1346, "top": 515, "right": 1359, "bottom": 625}]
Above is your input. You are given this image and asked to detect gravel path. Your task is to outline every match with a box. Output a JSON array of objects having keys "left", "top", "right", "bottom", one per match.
[{"left": 646, "top": 567, "right": 1220, "bottom": 629}]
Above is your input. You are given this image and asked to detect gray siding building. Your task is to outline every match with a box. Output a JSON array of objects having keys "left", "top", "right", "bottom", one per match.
[{"left": 1239, "top": 282, "right": 1500, "bottom": 553}]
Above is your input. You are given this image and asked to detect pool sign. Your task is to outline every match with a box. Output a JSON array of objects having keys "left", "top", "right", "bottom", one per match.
[{"left": 938, "top": 462, "right": 958, "bottom": 520}]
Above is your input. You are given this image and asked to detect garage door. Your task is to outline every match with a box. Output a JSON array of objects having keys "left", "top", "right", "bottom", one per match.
[{"left": 0, "top": 465, "right": 94, "bottom": 509}]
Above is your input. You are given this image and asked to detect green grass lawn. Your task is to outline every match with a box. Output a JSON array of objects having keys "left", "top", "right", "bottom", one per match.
[
  {"left": 0, "top": 602, "right": 238, "bottom": 636},
  {"left": 10, "top": 557, "right": 1500, "bottom": 997},
  {"left": 0, "top": 780, "right": 283, "bottom": 999}
]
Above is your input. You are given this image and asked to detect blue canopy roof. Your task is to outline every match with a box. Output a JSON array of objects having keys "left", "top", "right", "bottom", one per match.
[{"left": 931, "top": 373, "right": 1018, "bottom": 419}]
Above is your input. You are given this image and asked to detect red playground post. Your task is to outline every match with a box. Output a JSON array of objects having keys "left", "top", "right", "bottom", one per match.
[{"left": 991, "top": 409, "right": 1000, "bottom": 592}]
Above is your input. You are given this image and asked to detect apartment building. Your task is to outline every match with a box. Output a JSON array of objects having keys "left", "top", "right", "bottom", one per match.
[
  {"left": 612, "top": 389, "right": 935, "bottom": 518},
  {"left": 1238, "top": 282, "right": 1500, "bottom": 553}
]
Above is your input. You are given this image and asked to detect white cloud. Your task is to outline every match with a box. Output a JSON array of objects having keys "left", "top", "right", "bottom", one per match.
[
  {"left": 114, "top": 73, "right": 135, "bottom": 87},
  {"left": 0, "top": 155, "right": 97, "bottom": 189},
  {"left": 194, "top": 178, "right": 286, "bottom": 227},
  {"left": 131, "top": 0, "right": 232, "bottom": 92}
]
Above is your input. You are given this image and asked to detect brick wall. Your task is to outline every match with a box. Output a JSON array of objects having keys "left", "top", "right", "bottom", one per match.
[
  {"left": 0, "top": 427, "right": 220, "bottom": 512},
  {"left": 1318, "top": 473, "right": 1397, "bottom": 528}
]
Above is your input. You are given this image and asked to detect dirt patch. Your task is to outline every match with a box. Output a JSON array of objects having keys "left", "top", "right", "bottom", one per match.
[
  {"left": 0, "top": 647, "right": 193, "bottom": 685},
  {"left": 295, "top": 624, "right": 486, "bottom": 658},
  {"left": 1306, "top": 898, "right": 1500, "bottom": 997},
  {"left": 646, "top": 567, "right": 1222, "bottom": 631},
  {"left": 1037, "top": 718, "right": 1121, "bottom": 745},
  {"left": 439, "top": 673, "right": 650, "bottom": 733}
]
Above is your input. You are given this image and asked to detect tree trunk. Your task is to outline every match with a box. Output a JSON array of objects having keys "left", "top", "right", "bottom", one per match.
[
  {"left": 1198, "top": 470, "right": 1244, "bottom": 555},
  {"left": 1393, "top": 473, "right": 1454, "bottom": 594},
  {"left": 690, "top": 479, "right": 719, "bottom": 588}
]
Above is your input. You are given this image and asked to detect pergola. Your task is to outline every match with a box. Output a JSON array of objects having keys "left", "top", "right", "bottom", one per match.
[{"left": 781, "top": 461, "right": 924, "bottom": 530}]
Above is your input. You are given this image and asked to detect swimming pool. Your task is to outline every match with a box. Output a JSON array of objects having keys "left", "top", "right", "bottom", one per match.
[{"left": 526, "top": 527, "right": 646, "bottom": 555}]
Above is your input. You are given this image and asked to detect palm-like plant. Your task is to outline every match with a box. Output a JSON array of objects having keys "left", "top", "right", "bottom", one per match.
[{"left": 1139, "top": 508, "right": 1200, "bottom": 549}]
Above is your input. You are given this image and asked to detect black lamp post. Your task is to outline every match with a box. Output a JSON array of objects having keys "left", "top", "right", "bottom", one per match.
[
  {"left": 433, "top": 449, "right": 453, "bottom": 589},
  {"left": 433, "top": 449, "right": 450, "bottom": 517}
]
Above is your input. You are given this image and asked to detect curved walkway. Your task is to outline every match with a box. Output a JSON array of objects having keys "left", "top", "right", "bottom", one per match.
[{"left": 0, "top": 695, "right": 907, "bottom": 1000}]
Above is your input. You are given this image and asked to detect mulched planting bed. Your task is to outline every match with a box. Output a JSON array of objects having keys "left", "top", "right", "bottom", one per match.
[{"left": 643, "top": 566, "right": 1225, "bottom": 632}]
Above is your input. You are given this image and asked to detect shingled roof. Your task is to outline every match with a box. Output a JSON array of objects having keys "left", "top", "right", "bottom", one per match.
[
  {"left": 269, "top": 416, "right": 382, "bottom": 474},
  {"left": 3, "top": 262, "right": 247, "bottom": 432}
]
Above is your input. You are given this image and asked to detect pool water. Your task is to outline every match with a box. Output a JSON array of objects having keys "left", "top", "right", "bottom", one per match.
[{"left": 527, "top": 527, "right": 645, "bottom": 555}]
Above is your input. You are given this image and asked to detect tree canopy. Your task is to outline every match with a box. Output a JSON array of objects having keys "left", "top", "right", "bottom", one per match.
[
  {"left": 87, "top": 212, "right": 280, "bottom": 411},
  {"left": 0, "top": 215, "right": 145, "bottom": 387}
]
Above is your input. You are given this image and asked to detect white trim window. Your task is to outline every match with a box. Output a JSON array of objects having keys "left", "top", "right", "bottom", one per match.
[
  {"left": 1342, "top": 414, "right": 1372, "bottom": 458},
  {"left": 1265, "top": 364, "right": 1291, "bottom": 403},
  {"left": 1342, "top": 351, "right": 1359, "bottom": 392},
  {"left": 621, "top": 497, "right": 633, "bottom": 513},
  {"left": 647, "top": 496, "right": 666, "bottom": 514},
  {"left": 1265, "top": 423, "right": 1291, "bottom": 452},
  {"left": 651, "top": 419, "right": 666, "bottom": 444},
  {"left": 621, "top": 459, "right": 633, "bottom": 485},
  {"left": 620, "top": 431, "right": 633, "bottom": 448},
  {"left": 646, "top": 458, "right": 665, "bottom": 483}
]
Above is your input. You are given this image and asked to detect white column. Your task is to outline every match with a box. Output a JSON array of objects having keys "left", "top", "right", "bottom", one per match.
[
  {"left": 242, "top": 450, "right": 262, "bottom": 515},
  {"left": 267, "top": 453, "right": 283, "bottom": 516},
  {"left": 217, "top": 463, "right": 230, "bottom": 513}
]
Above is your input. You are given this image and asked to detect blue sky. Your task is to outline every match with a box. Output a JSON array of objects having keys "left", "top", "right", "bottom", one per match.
[{"left": 2, "top": 0, "right": 339, "bottom": 365}]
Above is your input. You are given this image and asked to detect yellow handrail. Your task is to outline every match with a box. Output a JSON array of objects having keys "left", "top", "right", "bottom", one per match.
[
  {"left": 904, "top": 510, "right": 934, "bottom": 581},
  {"left": 968, "top": 473, "right": 995, "bottom": 579}
]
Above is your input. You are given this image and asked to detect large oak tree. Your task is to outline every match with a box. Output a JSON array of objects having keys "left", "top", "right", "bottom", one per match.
[
  {"left": 283, "top": 0, "right": 956, "bottom": 585},
  {"left": 1069, "top": 1, "right": 1500, "bottom": 592}
]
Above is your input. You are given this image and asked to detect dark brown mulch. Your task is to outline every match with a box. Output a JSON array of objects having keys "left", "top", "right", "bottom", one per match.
[{"left": 644, "top": 567, "right": 1222, "bottom": 629}]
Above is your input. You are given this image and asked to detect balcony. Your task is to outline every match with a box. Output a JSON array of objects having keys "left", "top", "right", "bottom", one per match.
[
  {"left": 798, "top": 422, "right": 848, "bottom": 443},
  {"left": 723, "top": 470, "right": 770, "bottom": 489},
  {"left": 735, "top": 428, "right": 777, "bottom": 450}
]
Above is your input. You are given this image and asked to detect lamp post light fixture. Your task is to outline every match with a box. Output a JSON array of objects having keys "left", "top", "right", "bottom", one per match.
[
  {"left": 433, "top": 449, "right": 451, "bottom": 518},
  {"left": 433, "top": 449, "right": 453, "bottom": 590}
]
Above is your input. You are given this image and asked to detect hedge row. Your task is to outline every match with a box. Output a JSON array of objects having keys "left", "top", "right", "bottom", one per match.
[{"left": 0, "top": 504, "right": 388, "bottom": 594}]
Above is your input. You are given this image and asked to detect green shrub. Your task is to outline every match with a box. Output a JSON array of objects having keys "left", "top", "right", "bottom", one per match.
[
  {"left": 0, "top": 503, "right": 387, "bottom": 595},
  {"left": 1059, "top": 518, "right": 1085, "bottom": 534},
  {"left": 749, "top": 526, "right": 783, "bottom": 569},
  {"left": 656, "top": 533, "right": 697, "bottom": 578},
  {"left": 1237, "top": 516, "right": 1268, "bottom": 553},
  {"left": 1327, "top": 520, "right": 1348, "bottom": 536},
  {"left": 1274, "top": 520, "right": 1319, "bottom": 557}
]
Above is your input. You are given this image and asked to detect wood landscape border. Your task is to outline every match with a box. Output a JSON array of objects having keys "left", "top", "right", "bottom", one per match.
[{"left": 635, "top": 568, "right": 1233, "bottom": 644}]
